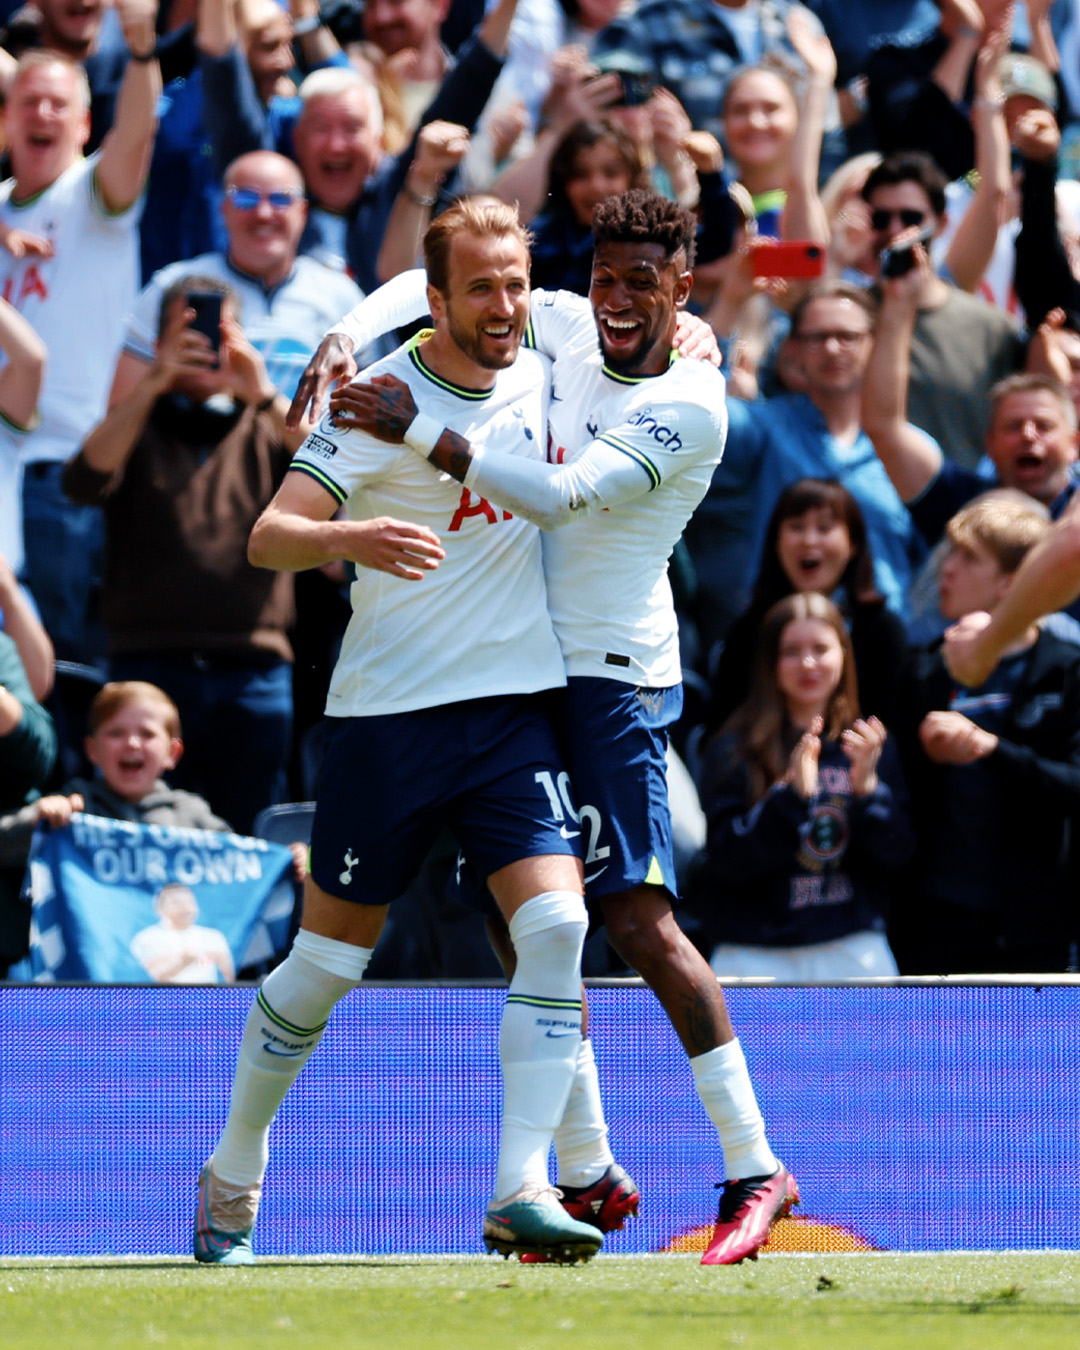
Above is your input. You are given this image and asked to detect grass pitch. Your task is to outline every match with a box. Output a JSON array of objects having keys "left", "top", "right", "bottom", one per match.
[{"left": 3, "top": 1252, "right": 1080, "bottom": 1349}]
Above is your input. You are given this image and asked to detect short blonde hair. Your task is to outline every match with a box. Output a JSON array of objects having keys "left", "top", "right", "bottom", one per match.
[
  {"left": 423, "top": 197, "right": 531, "bottom": 294},
  {"left": 88, "top": 682, "right": 181, "bottom": 739},
  {"left": 297, "top": 67, "right": 383, "bottom": 143},
  {"left": 990, "top": 373, "right": 1078, "bottom": 431},
  {"left": 12, "top": 51, "right": 91, "bottom": 111},
  {"left": 946, "top": 491, "right": 1051, "bottom": 575}
]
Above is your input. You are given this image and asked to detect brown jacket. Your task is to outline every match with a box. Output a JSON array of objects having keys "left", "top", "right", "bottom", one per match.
[{"left": 65, "top": 401, "right": 294, "bottom": 661}]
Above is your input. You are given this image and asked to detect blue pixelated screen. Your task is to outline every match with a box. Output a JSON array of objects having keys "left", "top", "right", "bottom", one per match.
[{"left": 1, "top": 983, "right": 1078, "bottom": 1256}]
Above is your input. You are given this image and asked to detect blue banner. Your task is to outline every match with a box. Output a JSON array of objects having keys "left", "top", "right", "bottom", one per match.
[{"left": 13, "top": 815, "right": 296, "bottom": 982}]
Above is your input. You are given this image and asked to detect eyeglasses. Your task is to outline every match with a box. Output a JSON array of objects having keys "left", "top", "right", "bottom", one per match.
[
  {"left": 795, "top": 330, "right": 871, "bottom": 350},
  {"left": 225, "top": 186, "right": 304, "bottom": 211},
  {"left": 870, "top": 207, "right": 926, "bottom": 231}
]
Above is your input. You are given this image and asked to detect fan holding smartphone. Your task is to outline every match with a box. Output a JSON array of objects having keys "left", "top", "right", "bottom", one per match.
[{"left": 62, "top": 274, "right": 312, "bottom": 835}]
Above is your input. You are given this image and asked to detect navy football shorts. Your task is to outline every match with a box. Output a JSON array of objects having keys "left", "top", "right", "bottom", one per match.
[
  {"left": 557, "top": 676, "right": 682, "bottom": 903},
  {"left": 308, "top": 693, "right": 582, "bottom": 905}
]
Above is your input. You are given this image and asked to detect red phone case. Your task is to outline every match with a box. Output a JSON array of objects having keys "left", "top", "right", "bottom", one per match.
[{"left": 749, "top": 241, "right": 827, "bottom": 280}]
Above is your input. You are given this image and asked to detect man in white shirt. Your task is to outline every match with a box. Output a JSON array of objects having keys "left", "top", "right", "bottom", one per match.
[
  {"left": 0, "top": 6, "right": 161, "bottom": 659},
  {"left": 194, "top": 197, "right": 601, "bottom": 1268},
  {"left": 113, "top": 150, "right": 373, "bottom": 405}
]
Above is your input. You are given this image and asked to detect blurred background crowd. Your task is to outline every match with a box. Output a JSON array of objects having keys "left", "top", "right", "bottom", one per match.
[{"left": 0, "top": 0, "right": 1077, "bottom": 981}]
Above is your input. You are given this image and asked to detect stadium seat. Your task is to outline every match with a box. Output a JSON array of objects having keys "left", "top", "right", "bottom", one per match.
[
  {"left": 248, "top": 802, "right": 315, "bottom": 969},
  {"left": 252, "top": 801, "right": 316, "bottom": 847},
  {"left": 45, "top": 660, "right": 107, "bottom": 787}
]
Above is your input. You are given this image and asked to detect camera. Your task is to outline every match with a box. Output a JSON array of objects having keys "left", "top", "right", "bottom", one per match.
[
  {"left": 880, "top": 226, "right": 934, "bottom": 280},
  {"left": 590, "top": 52, "right": 655, "bottom": 107},
  {"left": 614, "top": 70, "right": 655, "bottom": 107}
]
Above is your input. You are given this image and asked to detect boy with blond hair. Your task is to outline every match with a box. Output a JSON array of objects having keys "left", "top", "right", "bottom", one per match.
[
  {"left": 900, "top": 493, "right": 1080, "bottom": 973},
  {"left": 0, "top": 680, "right": 307, "bottom": 970},
  {"left": 0, "top": 681, "right": 230, "bottom": 846}
]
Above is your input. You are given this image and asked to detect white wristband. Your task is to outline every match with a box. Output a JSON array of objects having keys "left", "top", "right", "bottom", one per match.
[{"left": 403, "top": 411, "right": 444, "bottom": 456}]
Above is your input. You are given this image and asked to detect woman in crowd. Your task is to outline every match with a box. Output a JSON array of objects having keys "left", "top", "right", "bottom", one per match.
[
  {"left": 707, "top": 479, "right": 910, "bottom": 731},
  {"left": 719, "top": 11, "right": 833, "bottom": 244},
  {"left": 529, "top": 117, "right": 648, "bottom": 293},
  {"left": 692, "top": 592, "right": 913, "bottom": 980}
]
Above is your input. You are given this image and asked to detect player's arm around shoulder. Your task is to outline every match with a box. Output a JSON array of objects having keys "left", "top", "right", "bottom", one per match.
[
  {"left": 249, "top": 461, "right": 445, "bottom": 580},
  {"left": 679, "top": 358, "right": 729, "bottom": 461},
  {"left": 526, "top": 287, "right": 597, "bottom": 358}
]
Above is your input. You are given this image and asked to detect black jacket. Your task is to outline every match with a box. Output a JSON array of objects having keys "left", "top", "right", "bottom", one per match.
[
  {"left": 691, "top": 732, "right": 915, "bottom": 949},
  {"left": 899, "top": 628, "right": 1080, "bottom": 944}
]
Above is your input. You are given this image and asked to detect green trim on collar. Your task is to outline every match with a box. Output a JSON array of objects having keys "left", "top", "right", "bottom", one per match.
[
  {"left": 406, "top": 330, "right": 494, "bottom": 401},
  {"left": 602, "top": 350, "right": 678, "bottom": 384}
]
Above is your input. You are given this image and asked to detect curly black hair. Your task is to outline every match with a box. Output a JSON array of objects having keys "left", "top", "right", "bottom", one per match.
[{"left": 592, "top": 188, "right": 697, "bottom": 268}]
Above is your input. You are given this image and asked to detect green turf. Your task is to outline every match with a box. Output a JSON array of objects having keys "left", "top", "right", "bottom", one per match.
[{"left": 3, "top": 1253, "right": 1080, "bottom": 1349}]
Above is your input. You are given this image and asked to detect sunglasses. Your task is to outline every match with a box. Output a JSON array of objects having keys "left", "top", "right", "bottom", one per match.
[
  {"left": 870, "top": 207, "right": 926, "bottom": 232},
  {"left": 225, "top": 186, "right": 304, "bottom": 211}
]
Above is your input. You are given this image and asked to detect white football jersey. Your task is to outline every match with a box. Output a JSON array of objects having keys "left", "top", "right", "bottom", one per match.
[
  {"left": 527, "top": 289, "right": 727, "bottom": 687},
  {"left": 328, "top": 273, "right": 729, "bottom": 685},
  {"left": 290, "top": 333, "right": 565, "bottom": 716},
  {"left": 0, "top": 156, "right": 140, "bottom": 464}
]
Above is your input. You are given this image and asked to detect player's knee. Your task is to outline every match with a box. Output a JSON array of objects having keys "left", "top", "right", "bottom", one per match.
[
  {"left": 605, "top": 896, "right": 680, "bottom": 973},
  {"left": 485, "top": 913, "right": 518, "bottom": 979},
  {"left": 509, "top": 889, "right": 588, "bottom": 968}
]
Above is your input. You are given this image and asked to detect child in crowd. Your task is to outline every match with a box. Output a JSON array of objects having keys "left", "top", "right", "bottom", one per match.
[
  {"left": 707, "top": 479, "right": 911, "bottom": 733},
  {"left": 898, "top": 495, "right": 1080, "bottom": 974},
  {"left": 528, "top": 118, "right": 647, "bottom": 295},
  {"left": 0, "top": 681, "right": 306, "bottom": 875},
  {"left": 692, "top": 592, "right": 914, "bottom": 979}
]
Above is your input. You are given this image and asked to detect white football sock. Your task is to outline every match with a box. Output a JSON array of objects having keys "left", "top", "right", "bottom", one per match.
[
  {"left": 495, "top": 890, "right": 588, "bottom": 1199},
  {"left": 690, "top": 1038, "right": 779, "bottom": 1181},
  {"left": 553, "top": 1037, "right": 614, "bottom": 1188},
  {"left": 211, "top": 930, "right": 372, "bottom": 1189}
]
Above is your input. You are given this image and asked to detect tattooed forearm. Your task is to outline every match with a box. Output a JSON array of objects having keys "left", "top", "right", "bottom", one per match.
[
  {"left": 430, "top": 429, "right": 474, "bottom": 482},
  {"left": 374, "top": 387, "right": 418, "bottom": 441}
]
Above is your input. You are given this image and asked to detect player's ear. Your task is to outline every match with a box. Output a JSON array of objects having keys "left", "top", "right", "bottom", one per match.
[
  {"left": 427, "top": 282, "right": 447, "bottom": 324},
  {"left": 674, "top": 269, "right": 693, "bottom": 309},
  {"left": 164, "top": 737, "right": 184, "bottom": 771}
]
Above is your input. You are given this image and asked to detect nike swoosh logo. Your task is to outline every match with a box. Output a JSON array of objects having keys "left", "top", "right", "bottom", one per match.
[
  {"left": 262, "top": 1043, "right": 303, "bottom": 1058},
  {"left": 584, "top": 866, "right": 608, "bottom": 885},
  {"left": 545, "top": 1030, "right": 579, "bottom": 1038},
  {"left": 560, "top": 825, "right": 580, "bottom": 839}
]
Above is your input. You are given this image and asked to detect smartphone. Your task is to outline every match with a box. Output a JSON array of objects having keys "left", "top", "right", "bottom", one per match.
[
  {"left": 615, "top": 70, "right": 655, "bottom": 107},
  {"left": 187, "top": 290, "right": 223, "bottom": 363},
  {"left": 880, "top": 225, "right": 934, "bottom": 279},
  {"left": 588, "top": 56, "right": 655, "bottom": 107},
  {"left": 749, "top": 241, "right": 827, "bottom": 280}
]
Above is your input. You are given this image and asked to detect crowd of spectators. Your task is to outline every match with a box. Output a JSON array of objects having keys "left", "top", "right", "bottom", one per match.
[{"left": 0, "top": 0, "right": 1078, "bottom": 979}]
